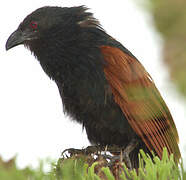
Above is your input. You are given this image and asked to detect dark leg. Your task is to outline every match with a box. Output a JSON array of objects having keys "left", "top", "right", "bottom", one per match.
[
  {"left": 122, "top": 138, "right": 138, "bottom": 170},
  {"left": 103, "top": 138, "right": 138, "bottom": 170}
]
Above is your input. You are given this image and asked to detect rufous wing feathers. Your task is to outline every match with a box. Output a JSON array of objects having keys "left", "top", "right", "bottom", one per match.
[{"left": 101, "top": 46, "right": 180, "bottom": 162}]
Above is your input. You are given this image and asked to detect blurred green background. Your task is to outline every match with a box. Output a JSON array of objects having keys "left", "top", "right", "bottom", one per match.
[{"left": 147, "top": 0, "right": 186, "bottom": 96}]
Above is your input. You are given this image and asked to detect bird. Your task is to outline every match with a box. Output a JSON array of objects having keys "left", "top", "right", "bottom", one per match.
[{"left": 6, "top": 6, "right": 181, "bottom": 168}]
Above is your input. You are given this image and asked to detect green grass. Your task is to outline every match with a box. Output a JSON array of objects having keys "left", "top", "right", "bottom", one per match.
[{"left": 0, "top": 148, "right": 185, "bottom": 180}]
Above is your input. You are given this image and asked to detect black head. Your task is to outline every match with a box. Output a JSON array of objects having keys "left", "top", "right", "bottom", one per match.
[{"left": 6, "top": 6, "right": 101, "bottom": 51}]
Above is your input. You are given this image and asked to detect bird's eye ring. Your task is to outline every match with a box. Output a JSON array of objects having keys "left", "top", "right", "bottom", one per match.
[{"left": 30, "top": 21, "right": 38, "bottom": 31}]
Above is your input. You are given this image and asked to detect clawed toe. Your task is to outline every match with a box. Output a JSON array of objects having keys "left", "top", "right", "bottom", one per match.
[{"left": 61, "top": 139, "right": 138, "bottom": 170}]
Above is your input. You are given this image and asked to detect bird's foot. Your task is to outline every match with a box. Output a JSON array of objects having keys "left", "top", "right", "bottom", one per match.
[
  {"left": 62, "top": 148, "right": 83, "bottom": 157},
  {"left": 83, "top": 145, "right": 105, "bottom": 154},
  {"left": 62, "top": 139, "right": 138, "bottom": 170},
  {"left": 61, "top": 145, "right": 104, "bottom": 157},
  {"left": 104, "top": 139, "right": 138, "bottom": 170}
]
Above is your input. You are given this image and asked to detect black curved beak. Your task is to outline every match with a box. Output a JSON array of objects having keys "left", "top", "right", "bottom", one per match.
[{"left": 6, "top": 29, "right": 25, "bottom": 51}]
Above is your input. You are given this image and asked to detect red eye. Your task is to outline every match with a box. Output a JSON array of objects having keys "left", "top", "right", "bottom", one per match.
[{"left": 30, "top": 21, "right": 38, "bottom": 31}]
